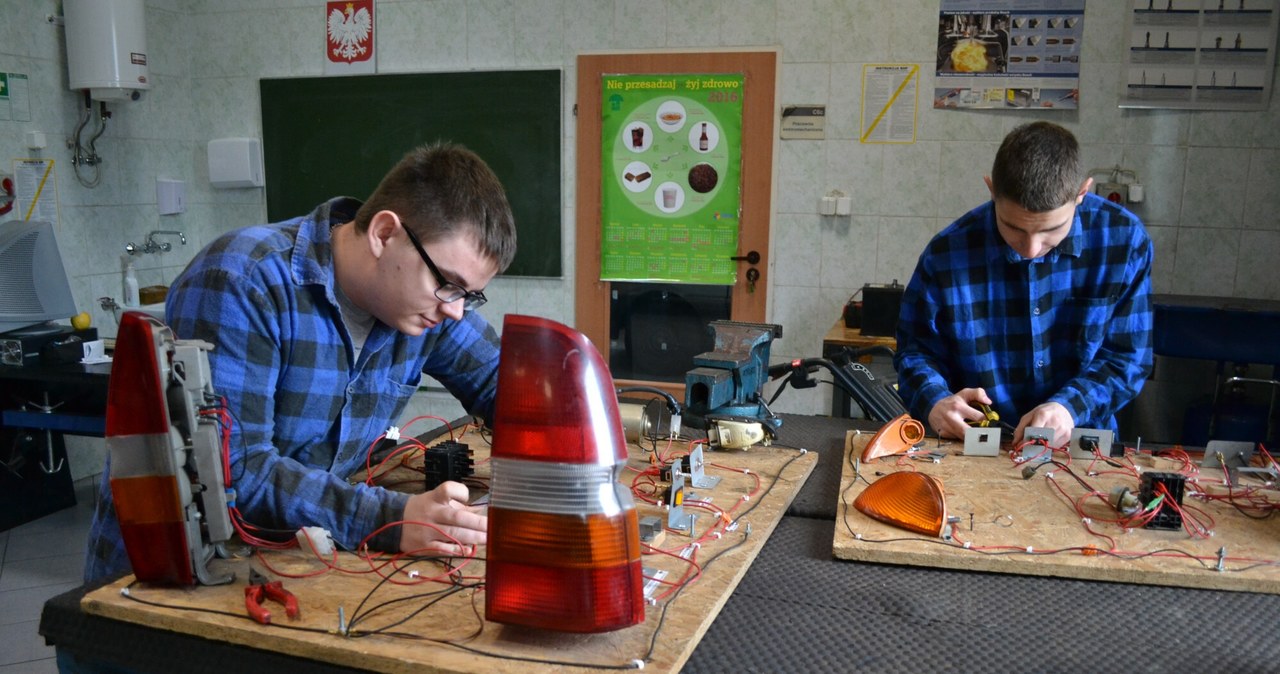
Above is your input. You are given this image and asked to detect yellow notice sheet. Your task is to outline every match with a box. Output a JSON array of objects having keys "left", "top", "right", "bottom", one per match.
[{"left": 860, "top": 64, "right": 918, "bottom": 144}]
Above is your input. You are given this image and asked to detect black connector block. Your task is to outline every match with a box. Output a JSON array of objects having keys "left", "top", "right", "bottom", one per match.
[
  {"left": 423, "top": 440, "right": 474, "bottom": 491},
  {"left": 1138, "top": 471, "right": 1186, "bottom": 531}
]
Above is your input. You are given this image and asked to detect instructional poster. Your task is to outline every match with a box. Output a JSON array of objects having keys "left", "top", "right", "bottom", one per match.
[
  {"left": 933, "top": 0, "right": 1085, "bottom": 110},
  {"left": 861, "top": 65, "right": 920, "bottom": 143},
  {"left": 1120, "top": 0, "right": 1279, "bottom": 110},
  {"left": 600, "top": 73, "right": 743, "bottom": 284},
  {"left": 13, "top": 158, "right": 57, "bottom": 224}
]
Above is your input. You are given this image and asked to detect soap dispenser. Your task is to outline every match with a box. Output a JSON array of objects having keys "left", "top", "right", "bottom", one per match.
[{"left": 123, "top": 259, "right": 140, "bottom": 308}]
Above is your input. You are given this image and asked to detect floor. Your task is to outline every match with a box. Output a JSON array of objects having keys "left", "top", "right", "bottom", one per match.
[{"left": 0, "top": 475, "right": 98, "bottom": 673}]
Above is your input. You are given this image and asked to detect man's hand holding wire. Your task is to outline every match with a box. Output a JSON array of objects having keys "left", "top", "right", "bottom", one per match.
[{"left": 400, "top": 481, "right": 487, "bottom": 556}]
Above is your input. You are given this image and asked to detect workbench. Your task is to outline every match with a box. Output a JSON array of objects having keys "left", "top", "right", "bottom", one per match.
[
  {"left": 41, "top": 414, "right": 1280, "bottom": 672},
  {"left": 0, "top": 359, "right": 111, "bottom": 531}
]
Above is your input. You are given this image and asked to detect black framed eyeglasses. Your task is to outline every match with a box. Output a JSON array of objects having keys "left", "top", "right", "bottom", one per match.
[{"left": 401, "top": 223, "right": 488, "bottom": 311}]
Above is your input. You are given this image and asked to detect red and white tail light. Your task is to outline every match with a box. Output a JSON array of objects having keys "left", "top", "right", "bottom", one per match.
[{"left": 485, "top": 315, "right": 644, "bottom": 632}]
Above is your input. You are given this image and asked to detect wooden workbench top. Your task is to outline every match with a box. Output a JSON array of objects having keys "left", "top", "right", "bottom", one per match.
[{"left": 82, "top": 436, "right": 816, "bottom": 673}]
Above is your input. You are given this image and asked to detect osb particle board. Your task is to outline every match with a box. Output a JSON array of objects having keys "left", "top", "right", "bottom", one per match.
[
  {"left": 834, "top": 430, "right": 1280, "bottom": 594},
  {"left": 82, "top": 439, "right": 815, "bottom": 674}
]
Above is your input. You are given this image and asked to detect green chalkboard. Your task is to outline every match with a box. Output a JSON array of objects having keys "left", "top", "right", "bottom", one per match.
[{"left": 259, "top": 70, "right": 562, "bottom": 277}]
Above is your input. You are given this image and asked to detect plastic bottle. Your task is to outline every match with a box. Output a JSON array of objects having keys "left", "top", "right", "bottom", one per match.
[{"left": 123, "top": 260, "right": 140, "bottom": 308}]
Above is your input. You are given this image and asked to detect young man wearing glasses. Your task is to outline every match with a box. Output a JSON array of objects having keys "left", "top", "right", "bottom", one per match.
[{"left": 84, "top": 142, "right": 516, "bottom": 583}]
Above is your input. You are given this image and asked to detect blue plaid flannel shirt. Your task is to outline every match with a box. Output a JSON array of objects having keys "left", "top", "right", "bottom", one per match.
[
  {"left": 894, "top": 192, "right": 1153, "bottom": 434},
  {"left": 84, "top": 197, "right": 501, "bottom": 583}
]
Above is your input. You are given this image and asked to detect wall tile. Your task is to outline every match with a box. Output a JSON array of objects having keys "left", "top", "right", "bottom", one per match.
[
  {"left": 770, "top": 212, "right": 822, "bottom": 288},
  {"left": 1235, "top": 230, "right": 1280, "bottom": 300},
  {"left": 779, "top": 63, "right": 831, "bottom": 108},
  {"left": 467, "top": 0, "right": 515, "bottom": 68},
  {"left": 378, "top": 0, "right": 468, "bottom": 72},
  {"left": 1121, "top": 144, "right": 1185, "bottom": 226},
  {"left": 824, "top": 139, "right": 883, "bottom": 216},
  {"left": 936, "top": 141, "right": 998, "bottom": 216},
  {"left": 776, "top": 0, "right": 831, "bottom": 64},
  {"left": 666, "top": 0, "right": 724, "bottom": 48},
  {"left": 776, "top": 139, "right": 826, "bottom": 214},
  {"left": 1169, "top": 227, "right": 1240, "bottom": 296},
  {"left": 1179, "top": 146, "right": 1248, "bottom": 229},
  {"left": 513, "top": 0, "right": 564, "bottom": 65},
  {"left": 1243, "top": 149, "right": 1280, "bottom": 231},
  {"left": 719, "top": 0, "right": 775, "bottom": 46},
  {"left": 1145, "top": 224, "right": 1177, "bottom": 295},
  {"left": 818, "top": 214, "right": 876, "bottom": 293},
  {"left": 871, "top": 141, "right": 940, "bottom": 218},
  {"left": 562, "top": 0, "right": 614, "bottom": 58},
  {"left": 875, "top": 216, "right": 934, "bottom": 285},
  {"left": 1122, "top": 108, "right": 1191, "bottom": 148}
]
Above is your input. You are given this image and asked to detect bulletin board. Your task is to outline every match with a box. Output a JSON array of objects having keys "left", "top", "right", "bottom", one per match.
[{"left": 260, "top": 70, "right": 562, "bottom": 278}]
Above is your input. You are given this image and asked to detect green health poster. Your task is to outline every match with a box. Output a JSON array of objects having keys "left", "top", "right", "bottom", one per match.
[{"left": 600, "top": 73, "right": 744, "bottom": 284}]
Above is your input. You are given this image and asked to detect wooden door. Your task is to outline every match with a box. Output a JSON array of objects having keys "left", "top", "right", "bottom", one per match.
[{"left": 575, "top": 50, "right": 778, "bottom": 396}]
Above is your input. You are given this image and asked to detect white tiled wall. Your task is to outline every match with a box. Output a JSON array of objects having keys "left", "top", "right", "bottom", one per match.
[{"left": 3, "top": 0, "right": 1279, "bottom": 456}]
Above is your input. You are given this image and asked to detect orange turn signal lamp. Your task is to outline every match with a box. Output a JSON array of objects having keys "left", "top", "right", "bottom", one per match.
[
  {"left": 861, "top": 413, "right": 925, "bottom": 462},
  {"left": 853, "top": 471, "right": 948, "bottom": 537},
  {"left": 485, "top": 315, "right": 644, "bottom": 633}
]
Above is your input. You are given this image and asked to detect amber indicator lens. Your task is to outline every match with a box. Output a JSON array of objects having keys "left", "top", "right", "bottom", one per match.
[
  {"left": 853, "top": 471, "right": 947, "bottom": 537},
  {"left": 861, "top": 414, "right": 926, "bottom": 461}
]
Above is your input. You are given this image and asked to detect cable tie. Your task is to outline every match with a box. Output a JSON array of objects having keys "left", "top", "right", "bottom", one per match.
[
  {"left": 799, "top": 448, "right": 808, "bottom": 454},
  {"left": 726, "top": 521, "right": 739, "bottom": 532},
  {"left": 646, "top": 597, "right": 657, "bottom": 606},
  {"left": 712, "top": 531, "right": 722, "bottom": 539},
  {"left": 1026, "top": 546, "right": 1034, "bottom": 553},
  {"left": 1045, "top": 471, "right": 1055, "bottom": 479},
  {"left": 854, "top": 533, "right": 863, "bottom": 540},
  {"left": 742, "top": 468, "right": 750, "bottom": 475},
  {"left": 741, "top": 494, "right": 749, "bottom": 502},
  {"left": 692, "top": 542, "right": 701, "bottom": 550},
  {"left": 963, "top": 541, "right": 971, "bottom": 549},
  {"left": 385, "top": 425, "right": 401, "bottom": 441},
  {"left": 120, "top": 587, "right": 131, "bottom": 596},
  {"left": 407, "top": 569, "right": 419, "bottom": 579},
  {"left": 633, "top": 659, "right": 646, "bottom": 669},
  {"left": 1081, "top": 517, "right": 1091, "bottom": 524}
]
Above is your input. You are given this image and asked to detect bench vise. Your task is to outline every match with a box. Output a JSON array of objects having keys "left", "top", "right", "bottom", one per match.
[{"left": 683, "top": 320, "right": 783, "bottom": 434}]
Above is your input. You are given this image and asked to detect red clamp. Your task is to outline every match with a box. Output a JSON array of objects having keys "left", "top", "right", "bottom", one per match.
[{"left": 244, "top": 569, "right": 300, "bottom": 625}]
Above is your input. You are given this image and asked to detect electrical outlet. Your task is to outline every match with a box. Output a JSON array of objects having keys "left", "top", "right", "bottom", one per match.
[{"left": 1069, "top": 428, "right": 1114, "bottom": 460}]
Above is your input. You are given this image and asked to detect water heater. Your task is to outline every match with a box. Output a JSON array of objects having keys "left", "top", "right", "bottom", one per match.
[{"left": 64, "top": 0, "right": 150, "bottom": 102}]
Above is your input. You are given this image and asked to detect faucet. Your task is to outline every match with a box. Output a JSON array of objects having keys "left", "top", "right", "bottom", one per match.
[{"left": 126, "top": 230, "right": 186, "bottom": 255}]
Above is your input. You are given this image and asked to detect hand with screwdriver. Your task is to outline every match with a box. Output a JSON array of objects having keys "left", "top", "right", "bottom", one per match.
[{"left": 927, "top": 387, "right": 995, "bottom": 440}]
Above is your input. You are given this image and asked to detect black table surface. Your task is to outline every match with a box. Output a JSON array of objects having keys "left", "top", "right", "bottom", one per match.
[{"left": 41, "top": 413, "right": 1280, "bottom": 672}]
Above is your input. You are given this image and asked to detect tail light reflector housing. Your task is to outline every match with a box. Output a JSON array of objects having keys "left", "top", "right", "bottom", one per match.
[
  {"left": 106, "top": 311, "right": 195, "bottom": 585},
  {"left": 485, "top": 315, "right": 643, "bottom": 633}
]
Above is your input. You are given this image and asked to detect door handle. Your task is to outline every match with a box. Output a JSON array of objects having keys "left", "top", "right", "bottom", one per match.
[{"left": 729, "top": 250, "right": 760, "bottom": 265}]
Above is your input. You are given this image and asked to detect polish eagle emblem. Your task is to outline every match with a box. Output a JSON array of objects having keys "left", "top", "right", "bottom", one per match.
[{"left": 327, "top": 2, "right": 372, "bottom": 62}]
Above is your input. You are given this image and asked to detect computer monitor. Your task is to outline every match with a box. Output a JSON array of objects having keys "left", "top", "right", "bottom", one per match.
[{"left": 0, "top": 219, "right": 78, "bottom": 335}]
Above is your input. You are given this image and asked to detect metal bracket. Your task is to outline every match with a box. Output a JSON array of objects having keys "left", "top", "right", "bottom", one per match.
[{"left": 963, "top": 426, "right": 1001, "bottom": 457}]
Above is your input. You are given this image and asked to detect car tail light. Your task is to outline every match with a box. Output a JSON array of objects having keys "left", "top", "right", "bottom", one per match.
[
  {"left": 106, "top": 311, "right": 195, "bottom": 585},
  {"left": 861, "top": 413, "right": 925, "bottom": 461},
  {"left": 485, "top": 315, "right": 644, "bottom": 633},
  {"left": 853, "top": 471, "right": 947, "bottom": 537}
]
